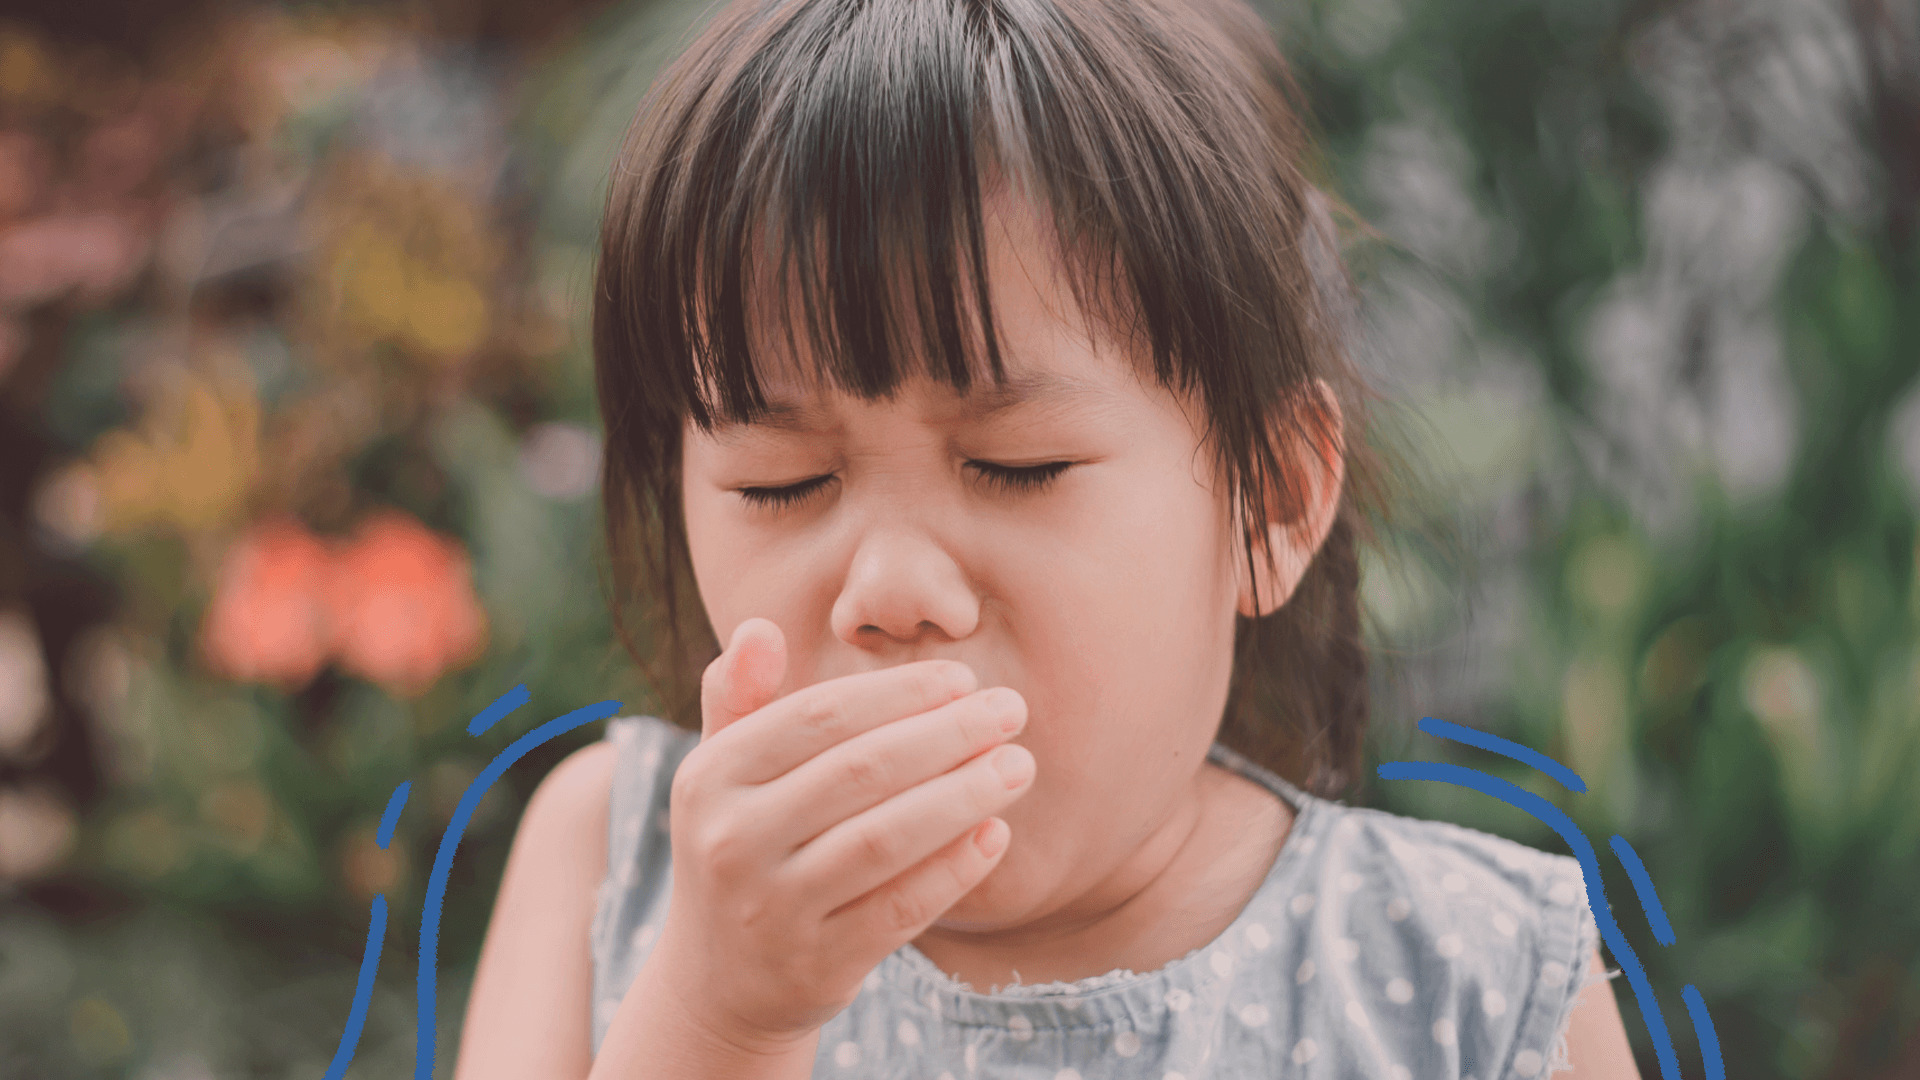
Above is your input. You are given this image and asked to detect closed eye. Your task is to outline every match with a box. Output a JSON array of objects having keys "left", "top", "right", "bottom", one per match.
[{"left": 734, "top": 461, "right": 1074, "bottom": 509}]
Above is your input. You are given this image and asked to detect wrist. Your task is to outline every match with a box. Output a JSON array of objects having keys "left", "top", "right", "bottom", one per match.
[{"left": 640, "top": 964, "right": 823, "bottom": 1066}]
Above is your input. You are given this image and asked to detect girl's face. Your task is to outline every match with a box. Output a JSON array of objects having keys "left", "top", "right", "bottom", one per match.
[{"left": 678, "top": 190, "right": 1342, "bottom": 940}]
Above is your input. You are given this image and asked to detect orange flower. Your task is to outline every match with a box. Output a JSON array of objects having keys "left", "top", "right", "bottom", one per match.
[
  {"left": 199, "top": 517, "right": 333, "bottom": 691},
  {"left": 323, "top": 510, "right": 488, "bottom": 699}
]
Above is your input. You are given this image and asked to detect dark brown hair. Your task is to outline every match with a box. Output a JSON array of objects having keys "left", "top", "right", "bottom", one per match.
[{"left": 592, "top": 0, "right": 1422, "bottom": 798}]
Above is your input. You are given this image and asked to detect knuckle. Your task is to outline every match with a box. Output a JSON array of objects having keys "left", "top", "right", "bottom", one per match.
[
  {"left": 794, "top": 689, "right": 849, "bottom": 738},
  {"left": 837, "top": 751, "right": 892, "bottom": 801},
  {"left": 700, "top": 818, "right": 750, "bottom": 873},
  {"left": 877, "top": 884, "right": 928, "bottom": 935},
  {"left": 668, "top": 753, "right": 708, "bottom": 809},
  {"left": 851, "top": 821, "right": 900, "bottom": 870}
]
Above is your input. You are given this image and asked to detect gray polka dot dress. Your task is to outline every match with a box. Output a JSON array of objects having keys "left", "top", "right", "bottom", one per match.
[{"left": 588, "top": 716, "right": 1606, "bottom": 1079}]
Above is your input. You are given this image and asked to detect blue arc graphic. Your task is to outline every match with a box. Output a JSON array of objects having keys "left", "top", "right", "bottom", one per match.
[
  {"left": 319, "top": 685, "right": 623, "bottom": 1080},
  {"left": 1381, "top": 718, "right": 1724, "bottom": 1080}
]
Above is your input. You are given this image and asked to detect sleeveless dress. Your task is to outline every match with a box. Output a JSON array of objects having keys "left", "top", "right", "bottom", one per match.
[{"left": 587, "top": 715, "right": 1609, "bottom": 1079}]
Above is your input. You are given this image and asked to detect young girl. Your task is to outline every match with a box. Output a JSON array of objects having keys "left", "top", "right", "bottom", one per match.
[{"left": 457, "top": 0, "right": 1642, "bottom": 1077}]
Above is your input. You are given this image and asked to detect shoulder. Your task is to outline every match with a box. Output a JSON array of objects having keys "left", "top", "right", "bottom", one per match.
[
  {"left": 1321, "top": 800, "right": 1594, "bottom": 967},
  {"left": 516, "top": 715, "right": 693, "bottom": 864},
  {"left": 526, "top": 729, "right": 619, "bottom": 828},
  {"left": 509, "top": 729, "right": 623, "bottom": 884},
  {"left": 1329, "top": 802, "right": 1590, "bottom": 919},
  {"left": 1297, "top": 800, "right": 1602, "bottom": 1077}
]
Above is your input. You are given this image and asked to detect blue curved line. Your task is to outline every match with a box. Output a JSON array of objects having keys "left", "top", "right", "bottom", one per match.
[
  {"left": 1610, "top": 834, "right": 1676, "bottom": 946},
  {"left": 378, "top": 782, "right": 412, "bottom": 850},
  {"left": 1376, "top": 760, "right": 1693, "bottom": 1080},
  {"left": 1682, "top": 985, "right": 1723, "bottom": 1080},
  {"left": 1414, "top": 717, "right": 1588, "bottom": 793},
  {"left": 323, "top": 893, "right": 389, "bottom": 1080},
  {"left": 415, "top": 698, "right": 624, "bottom": 1080},
  {"left": 466, "top": 683, "right": 533, "bottom": 737}
]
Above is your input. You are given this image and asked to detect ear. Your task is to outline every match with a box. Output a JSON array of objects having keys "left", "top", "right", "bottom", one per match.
[{"left": 1235, "top": 377, "right": 1346, "bottom": 619}]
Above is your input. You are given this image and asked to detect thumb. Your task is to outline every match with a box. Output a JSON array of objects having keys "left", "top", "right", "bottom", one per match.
[{"left": 700, "top": 617, "right": 787, "bottom": 741}]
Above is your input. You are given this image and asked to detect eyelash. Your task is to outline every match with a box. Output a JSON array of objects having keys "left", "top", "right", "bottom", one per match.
[{"left": 735, "top": 461, "right": 1074, "bottom": 509}]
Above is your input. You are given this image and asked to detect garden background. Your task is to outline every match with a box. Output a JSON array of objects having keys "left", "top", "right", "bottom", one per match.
[{"left": 0, "top": 0, "right": 1916, "bottom": 1076}]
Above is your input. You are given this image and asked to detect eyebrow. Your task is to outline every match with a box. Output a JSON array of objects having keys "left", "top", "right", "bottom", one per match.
[{"left": 707, "top": 369, "right": 1114, "bottom": 442}]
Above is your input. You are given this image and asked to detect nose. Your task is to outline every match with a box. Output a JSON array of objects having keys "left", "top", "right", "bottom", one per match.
[{"left": 829, "top": 525, "right": 981, "bottom": 649}]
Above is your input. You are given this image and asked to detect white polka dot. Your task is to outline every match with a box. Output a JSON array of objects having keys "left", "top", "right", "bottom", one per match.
[
  {"left": 834, "top": 1040, "right": 861, "bottom": 1066},
  {"left": 1386, "top": 977, "right": 1414, "bottom": 1004},
  {"left": 1541, "top": 961, "right": 1570, "bottom": 987},
  {"left": 1335, "top": 937, "right": 1361, "bottom": 961},
  {"left": 938, "top": 1073, "right": 956, "bottom": 1080},
  {"left": 1495, "top": 846, "right": 1525, "bottom": 870},
  {"left": 1339, "top": 871, "right": 1363, "bottom": 892},
  {"left": 1113, "top": 1030, "right": 1142, "bottom": 1057},
  {"left": 1296, "top": 959, "right": 1316, "bottom": 984},
  {"left": 1345, "top": 999, "right": 1372, "bottom": 1028},
  {"left": 926, "top": 989, "right": 941, "bottom": 1012},
  {"left": 654, "top": 808, "right": 671, "bottom": 832},
  {"left": 1290, "top": 893, "right": 1317, "bottom": 916},
  {"left": 1483, "top": 989, "right": 1508, "bottom": 1018},
  {"left": 864, "top": 969, "right": 882, "bottom": 991},
  {"left": 897, "top": 1019, "right": 920, "bottom": 1046},
  {"left": 966, "top": 1043, "right": 977, "bottom": 1070},
  {"left": 598, "top": 996, "right": 620, "bottom": 1016},
  {"left": 639, "top": 745, "right": 662, "bottom": 771},
  {"left": 1210, "top": 950, "right": 1235, "bottom": 977},
  {"left": 1244, "top": 922, "right": 1271, "bottom": 950},
  {"left": 1515, "top": 1049, "right": 1544, "bottom": 1076},
  {"left": 1386, "top": 897, "right": 1412, "bottom": 921},
  {"left": 1442, "top": 872, "right": 1468, "bottom": 893},
  {"left": 1008, "top": 1014, "right": 1034, "bottom": 1041},
  {"left": 1292, "top": 1038, "right": 1319, "bottom": 1064},
  {"left": 1433, "top": 1018, "right": 1458, "bottom": 1046},
  {"left": 1437, "top": 933, "right": 1464, "bottom": 958},
  {"left": 1293, "top": 836, "right": 1317, "bottom": 855},
  {"left": 1391, "top": 1066, "right": 1413, "bottom": 1080},
  {"left": 1492, "top": 911, "right": 1518, "bottom": 937},
  {"left": 1238, "top": 1002, "right": 1270, "bottom": 1027},
  {"left": 630, "top": 923, "right": 657, "bottom": 950},
  {"left": 1549, "top": 880, "right": 1581, "bottom": 905},
  {"left": 623, "top": 815, "right": 642, "bottom": 839},
  {"left": 1165, "top": 988, "right": 1193, "bottom": 1012},
  {"left": 1054, "top": 1070, "right": 1082, "bottom": 1080}
]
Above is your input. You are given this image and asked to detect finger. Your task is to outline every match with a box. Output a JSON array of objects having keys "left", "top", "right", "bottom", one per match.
[
  {"left": 820, "top": 806, "right": 1015, "bottom": 954},
  {"left": 701, "top": 618, "right": 788, "bottom": 743},
  {"left": 748, "top": 685, "right": 1025, "bottom": 855},
  {"left": 790, "top": 736, "right": 1034, "bottom": 924},
  {"left": 716, "top": 659, "right": 980, "bottom": 786}
]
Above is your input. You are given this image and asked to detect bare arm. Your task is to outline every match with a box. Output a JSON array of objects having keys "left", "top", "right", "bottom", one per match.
[
  {"left": 1555, "top": 947, "right": 1644, "bottom": 1079},
  {"left": 453, "top": 739, "right": 615, "bottom": 1080},
  {"left": 452, "top": 736, "right": 827, "bottom": 1080}
]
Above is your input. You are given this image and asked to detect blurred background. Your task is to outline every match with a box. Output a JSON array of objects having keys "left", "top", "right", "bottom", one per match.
[{"left": 0, "top": 0, "right": 1914, "bottom": 1076}]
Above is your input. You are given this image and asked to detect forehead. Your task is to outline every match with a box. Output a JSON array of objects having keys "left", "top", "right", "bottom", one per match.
[
  {"left": 698, "top": 188, "right": 1157, "bottom": 443},
  {"left": 704, "top": 363, "right": 1129, "bottom": 446}
]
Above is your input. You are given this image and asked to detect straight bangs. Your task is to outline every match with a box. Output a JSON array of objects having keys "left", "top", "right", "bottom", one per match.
[{"left": 594, "top": 0, "right": 1399, "bottom": 796}]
